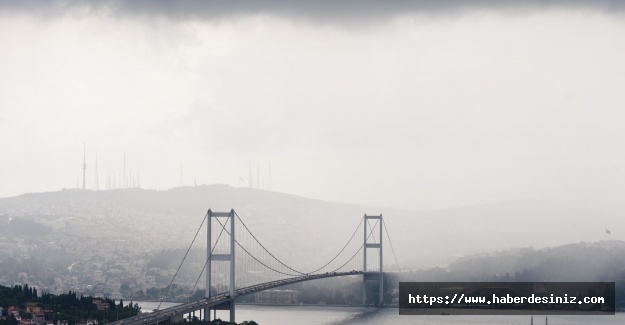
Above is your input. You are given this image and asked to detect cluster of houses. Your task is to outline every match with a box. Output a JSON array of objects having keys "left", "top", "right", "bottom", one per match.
[{"left": 0, "top": 304, "right": 100, "bottom": 325}]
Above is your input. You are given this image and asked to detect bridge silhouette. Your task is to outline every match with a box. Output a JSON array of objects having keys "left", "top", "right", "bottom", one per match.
[{"left": 114, "top": 210, "right": 399, "bottom": 324}]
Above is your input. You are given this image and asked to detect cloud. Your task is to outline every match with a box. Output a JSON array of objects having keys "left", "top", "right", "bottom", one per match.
[
  {"left": 1, "top": 0, "right": 623, "bottom": 22},
  {"left": 1, "top": 0, "right": 624, "bottom": 212}
]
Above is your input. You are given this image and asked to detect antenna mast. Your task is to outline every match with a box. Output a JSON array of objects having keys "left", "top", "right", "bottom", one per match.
[
  {"left": 95, "top": 154, "right": 99, "bottom": 191},
  {"left": 82, "top": 144, "right": 87, "bottom": 190}
]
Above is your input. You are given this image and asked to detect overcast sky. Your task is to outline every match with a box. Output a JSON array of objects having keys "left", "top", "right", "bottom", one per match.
[{"left": 1, "top": 1, "right": 624, "bottom": 213}]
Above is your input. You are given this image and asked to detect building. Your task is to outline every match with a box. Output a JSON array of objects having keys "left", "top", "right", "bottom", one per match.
[
  {"left": 254, "top": 290, "right": 298, "bottom": 305},
  {"left": 33, "top": 311, "right": 45, "bottom": 324},
  {"left": 8, "top": 306, "right": 19, "bottom": 317},
  {"left": 25, "top": 303, "right": 41, "bottom": 314},
  {"left": 92, "top": 300, "right": 109, "bottom": 311}
]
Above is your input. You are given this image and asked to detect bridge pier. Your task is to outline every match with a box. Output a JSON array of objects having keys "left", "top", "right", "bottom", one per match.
[{"left": 363, "top": 214, "right": 384, "bottom": 305}]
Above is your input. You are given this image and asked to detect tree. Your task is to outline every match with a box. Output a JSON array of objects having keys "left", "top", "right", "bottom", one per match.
[
  {"left": 8, "top": 314, "right": 19, "bottom": 325},
  {"left": 24, "top": 284, "right": 31, "bottom": 299}
]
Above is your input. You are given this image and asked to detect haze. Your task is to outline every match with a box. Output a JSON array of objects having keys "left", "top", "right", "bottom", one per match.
[{"left": 1, "top": 1, "right": 625, "bottom": 214}]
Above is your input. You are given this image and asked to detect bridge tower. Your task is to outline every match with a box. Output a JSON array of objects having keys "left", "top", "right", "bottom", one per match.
[
  {"left": 362, "top": 214, "right": 384, "bottom": 305},
  {"left": 205, "top": 209, "right": 236, "bottom": 323}
]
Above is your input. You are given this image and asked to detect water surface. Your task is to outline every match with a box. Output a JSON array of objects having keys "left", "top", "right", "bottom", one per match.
[{"left": 135, "top": 302, "right": 624, "bottom": 325}]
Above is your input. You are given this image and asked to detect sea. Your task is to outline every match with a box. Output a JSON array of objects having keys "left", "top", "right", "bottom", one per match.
[{"left": 134, "top": 302, "right": 624, "bottom": 325}]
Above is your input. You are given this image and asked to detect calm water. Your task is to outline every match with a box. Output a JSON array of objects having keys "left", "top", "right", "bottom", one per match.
[{"left": 135, "top": 302, "right": 624, "bottom": 325}]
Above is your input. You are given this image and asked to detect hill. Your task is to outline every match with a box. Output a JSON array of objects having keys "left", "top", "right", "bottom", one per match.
[
  {"left": 447, "top": 240, "right": 625, "bottom": 281},
  {"left": 0, "top": 186, "right": 623, "bottom": 269},
  {"left": 394, "top": 240, "right": 625, "bottom": 309}
]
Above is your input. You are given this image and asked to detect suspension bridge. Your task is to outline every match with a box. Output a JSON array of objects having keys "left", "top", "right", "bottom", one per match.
[{"left": 114, "top": 210, "right": 400, "bottom": 324}]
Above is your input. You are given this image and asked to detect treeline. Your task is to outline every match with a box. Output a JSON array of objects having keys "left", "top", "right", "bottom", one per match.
[
  {"left": 0, "top": 284, "right": 140, "bottom": 325},
  {"left": 0, "top": 285, "right": 260, "bottom": 325},
  {"left": 0, "top": 284, "right": 39, "bottom": 310}
]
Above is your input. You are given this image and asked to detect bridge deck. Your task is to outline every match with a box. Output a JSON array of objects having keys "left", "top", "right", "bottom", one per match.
[{"left": 114, "top": 271, "right": 371, "bottom": 325}]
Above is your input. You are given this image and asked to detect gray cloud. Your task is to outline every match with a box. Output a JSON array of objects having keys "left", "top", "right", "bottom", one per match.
[{"left": 1, "top": 0, "right": 624, "bottom": 22}]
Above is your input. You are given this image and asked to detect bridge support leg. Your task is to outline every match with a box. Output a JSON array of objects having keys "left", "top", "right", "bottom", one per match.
[{"left": 206, "top": 209, "right": 237, "bottom": 323}]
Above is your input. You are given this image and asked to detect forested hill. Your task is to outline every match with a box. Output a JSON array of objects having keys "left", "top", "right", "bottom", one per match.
[
  {"left": 447, "top": 240, "right": 625, "bottom": 282},
  {"left": 399, "top": 240, "right": 625, "bottom": 281},
  {"left": 395, "top": 240, "right": 625, "bottom": 307}
]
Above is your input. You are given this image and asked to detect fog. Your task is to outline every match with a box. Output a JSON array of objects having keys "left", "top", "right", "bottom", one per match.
[
  {"left": 1, "top": 2, "right": 624, "bottom": 213},
  {"left": 1, "top": 3, "right": 625, "bottom": 309}
]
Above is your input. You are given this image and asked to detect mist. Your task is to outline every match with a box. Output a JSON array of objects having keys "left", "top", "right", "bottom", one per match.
[
  {"left": 1, "top": 0, "right": 625, "bottom": 300},
  {"left": 1, "top": 2, "right": 624, "bottom": 215}
]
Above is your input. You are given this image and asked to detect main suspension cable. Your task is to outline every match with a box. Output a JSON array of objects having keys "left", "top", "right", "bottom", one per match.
[
  {"left": 214, "top": 215, "right": 303, "bottom": 277},
  {"left": 383, "top": 219, "right": 401, "bottom": 272},
  {"left": 234, "top": 211, "right": 307, "bottom": 275},
  {"left": 304, "top": 218, "right": 363, "bottom": 274},
  {"left": 157, "top": 211, "right": 208, "bottom": 310},
  {"left": 328, "top": 219, "right": 379, "bottom": 273}
]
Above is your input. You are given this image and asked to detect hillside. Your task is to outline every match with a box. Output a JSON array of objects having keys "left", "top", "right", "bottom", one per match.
[
  {"left": 447, "top": 240, "right": 625, "bottom": 281},
  {"left": 394, "top": 240, "right": 625, "bottom": 308},
  {"left": 0, "top": 186, "right": 623, "bottom": 269}
]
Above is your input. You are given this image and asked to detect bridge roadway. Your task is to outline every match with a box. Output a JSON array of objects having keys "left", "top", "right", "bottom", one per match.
[{"left": 113, "top": 271, "right": 369, "bottom": 325}]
